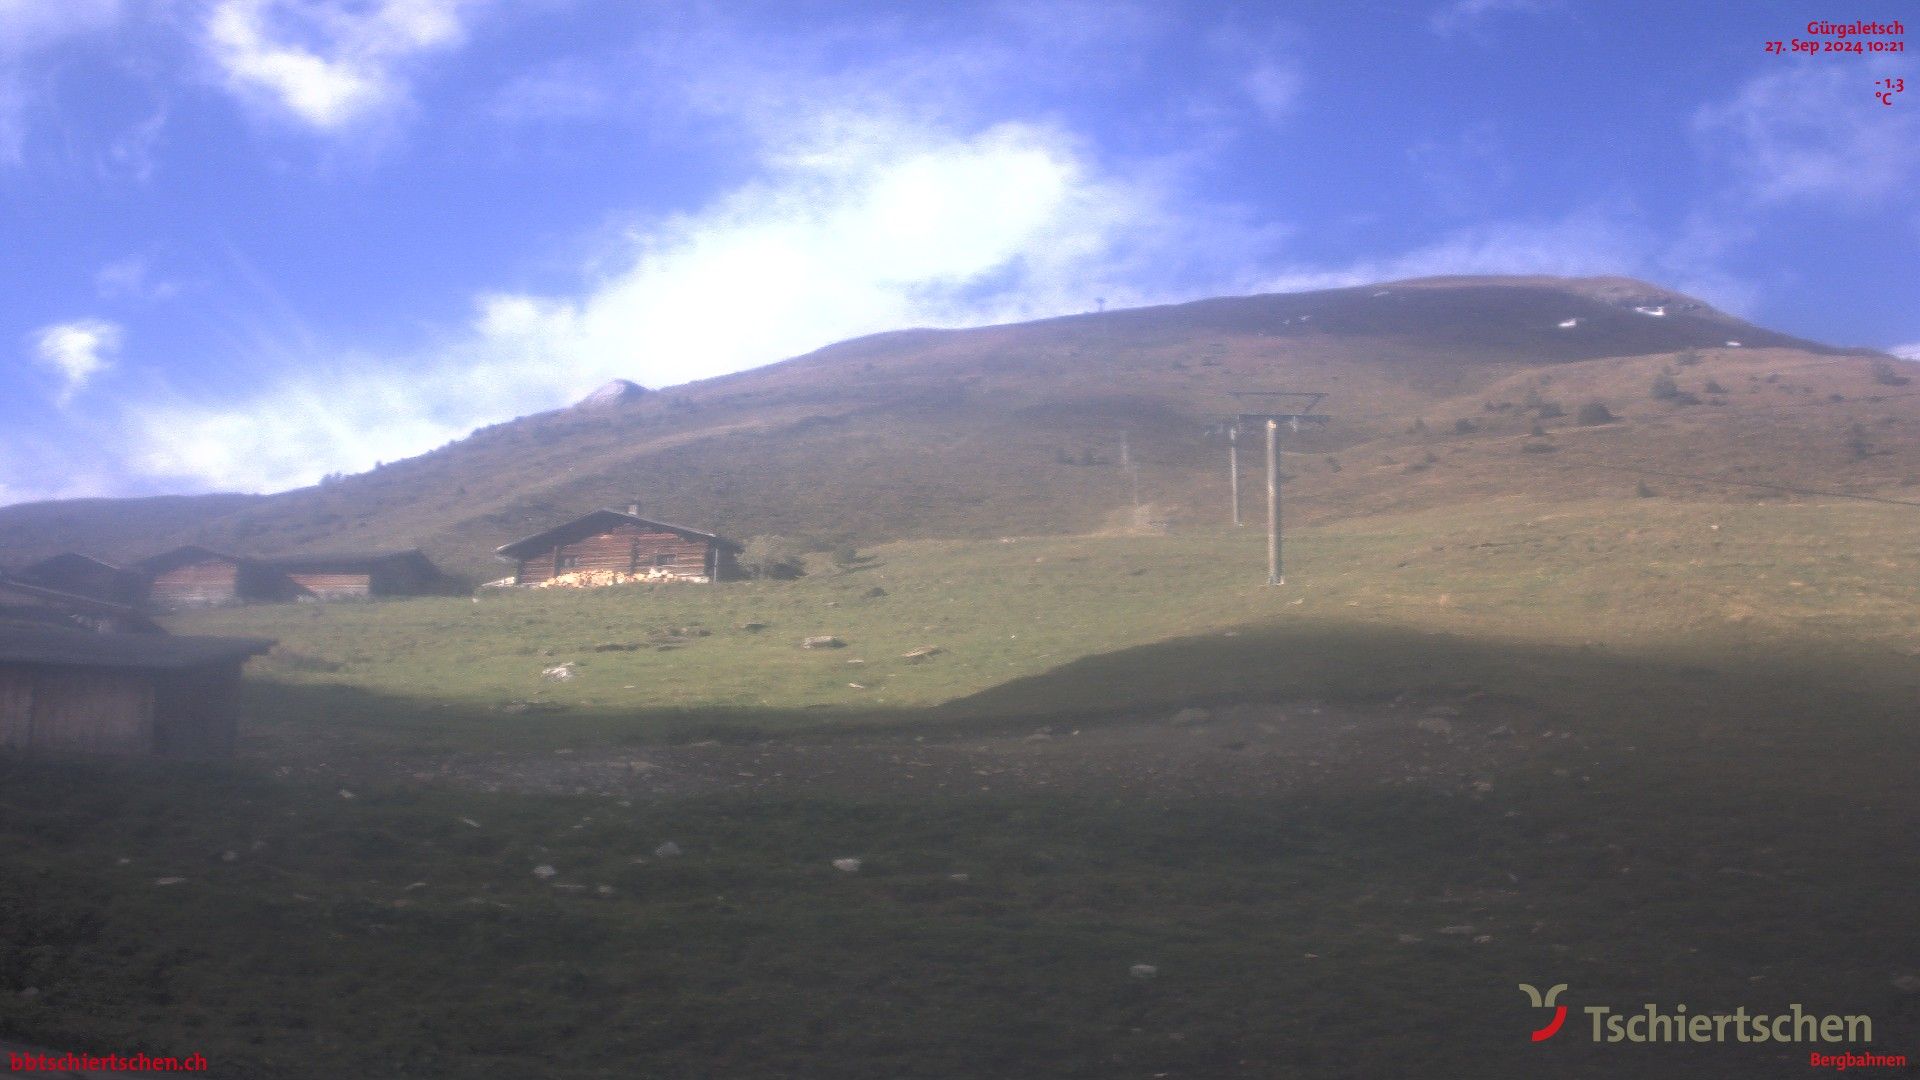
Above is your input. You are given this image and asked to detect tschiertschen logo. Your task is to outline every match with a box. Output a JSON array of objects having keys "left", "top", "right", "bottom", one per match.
[
  {"left": 1516, "top": 980, "right": 1904, "bottom": 1065},
  {"left": 1518, "top": 982, "right": 1569, "bottom": 1042}
]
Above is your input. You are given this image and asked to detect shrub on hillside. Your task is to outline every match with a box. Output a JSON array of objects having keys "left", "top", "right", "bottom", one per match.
[
  {"left": 1651, "top": 375, "right": 1681, "bottom": 400},
  {"left": 1453, "top": 418, "right": 1479, "bottom": 434},
  {"left": 1577, "top": 401, "right": 1616, "bottom": 425},
  {"left": 1847, "top": 424, "right": 1876, "bottom": 461},
  {"left": 740, "top": 535, "right": 805, "bottom": 579},
  {"left": 1872, "top": 361, "right": 1911, "bottom": 387}
]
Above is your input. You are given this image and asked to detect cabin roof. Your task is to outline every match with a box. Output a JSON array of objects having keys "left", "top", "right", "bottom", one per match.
[
  {"left": 20, "top": 552, "right": 130, "bottom": 576},
  {"left": 0, "top": 624, "right": 272, "bottom": 670},
  {"left": 13, "top": 553, "right": 148, "bottom": 604},
  {"left": 494, "top": 510, "right": 743, "bottom": 561},
  {"left": 0, "top": 575, "right": 163, "bottom": 629},
  {"left": 135, "top": 545, "right": 244, "bottom": 574}
]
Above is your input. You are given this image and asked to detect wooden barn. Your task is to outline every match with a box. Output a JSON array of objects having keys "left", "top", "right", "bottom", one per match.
[
  {"left": 0, "top": 576, "right": 164, "bottom": 635},
  {"left": 13, "top": 553, "right": 146, "bottom": 606},
  {"left": 495, "top": 507, "right": 742, "bottom": 587},
  {"left": 136, "top": 546, "right": 452, "bottom": 609},
  {"left": 251, "top": 549, "right": 450, "bottom": 601},
  {"left": 136, "top": 546, "right": 253, "bottom": 611},
  {"left": 0, "top": 625, "right": 272, "bottom": 759}
]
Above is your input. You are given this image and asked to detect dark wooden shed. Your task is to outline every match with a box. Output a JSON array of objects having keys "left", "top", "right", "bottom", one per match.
[
  {"left": 495, "top": 508, "right": 742, "bottom": 586},
  {"left": 13, "top": 553, "right": 146, "bottom": 607},
  {"left": 251, "top": 549, "right": 450, "bottom": 601},
  {"left": 0, "top": 626, "right": 273, "bottom": 759},
  {"left": 0, "top": 576, "right": 164, "bottom": 635}
]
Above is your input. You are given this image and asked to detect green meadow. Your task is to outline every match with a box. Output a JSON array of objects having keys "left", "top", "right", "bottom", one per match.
[{"left": 2, "top": 498, "right": 1917, "bottom": 1078}]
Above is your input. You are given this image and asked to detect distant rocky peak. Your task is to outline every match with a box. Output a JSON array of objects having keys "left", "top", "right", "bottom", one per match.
[{"left": 575, "top": 379, "right": 648, "bottom": 409}]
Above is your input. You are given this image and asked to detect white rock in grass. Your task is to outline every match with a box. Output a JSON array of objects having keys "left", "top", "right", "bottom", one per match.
[
  {"left": 832, "top": 857, "right": 862, "bottom": 873},
  {"left": 1129, "top": 964, "right": 1158, "bottom": 979},
  {"left": 154, "top": 877, "right": 186, "bottom": 886},
  {"left": 532, "top": 865, "right": 557, "bottom": 880},
  {"left": 654, "top": 841, "right": 683, "bottom": 858}
]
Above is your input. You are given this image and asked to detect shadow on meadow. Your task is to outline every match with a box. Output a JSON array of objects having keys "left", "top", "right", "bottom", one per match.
[{"left": 2, "top": 620, "right": 1909, "bottom": 1078}]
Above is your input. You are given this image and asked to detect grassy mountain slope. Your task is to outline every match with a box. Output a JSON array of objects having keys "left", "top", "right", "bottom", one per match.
[{"left": 0, "top": 275, "right": 1902, "bottom": 580}]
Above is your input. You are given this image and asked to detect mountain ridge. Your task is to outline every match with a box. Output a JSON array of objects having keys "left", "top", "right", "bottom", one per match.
[{"left": 1, "top": 275, "right": 1907, "bottom": 580}]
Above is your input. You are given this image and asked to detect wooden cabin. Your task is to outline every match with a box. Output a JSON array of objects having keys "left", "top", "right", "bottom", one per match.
[
  {"left": 14, "top": 553, "right": 146, "bottom": 606},
  {"left": 0, "top": 625, "right": 272, "bottom": 758},
  {"left": 495, "top": 508, "right": 742, "bottom": 586},
  {"left": 136, "top": 546, "right": 451, "bottom": 609},
  {"left": 251, "top": 550, "right": 449, "bottom": 601},
  {"left": 136, "top": 546, "right": 251, "bottom": 611},
  {"left": 0, "top": 576, "right": 164, "bottom": 635}
]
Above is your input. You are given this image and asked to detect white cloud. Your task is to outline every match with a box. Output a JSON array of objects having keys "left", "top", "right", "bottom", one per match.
[
  {"left": 95, "top": 253, "right": 181, "bottom": 301},
  {"left": 30, "top": 318, "right": 121, "bottom": 404},
  {"left": 122, "top": 117, "right": 1232, "bottom": 492},
  {"left": 103, "top": 108, "right": 166, "bottom": 181},
  {"left": 1240, "top": 61, "right": 1303, "bottom": 121},
  {"left": 1429, "top": 0, "right": 1557, "bottom": 36},
  {"left": 203, "top": 0, "right": 483, "bottom": 131},
  {"left": 0, "top": 0, "right": 121, "bottom": 163},
  {"left": 1694, "top": 61, "right": 1920, "bottom": 205},
  {"left": 1890, "top": 344, "right": 1920, "bottom": 362}
]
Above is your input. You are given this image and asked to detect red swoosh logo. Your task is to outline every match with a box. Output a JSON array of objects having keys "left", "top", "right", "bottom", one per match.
[{"left": 1531, "top": 1006, "right": 1568, "bottom": 1042}]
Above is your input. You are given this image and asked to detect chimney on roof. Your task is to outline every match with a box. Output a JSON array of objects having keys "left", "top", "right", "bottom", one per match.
[{"left": 627, "top": 504, "right": 640, "bottom": 517}]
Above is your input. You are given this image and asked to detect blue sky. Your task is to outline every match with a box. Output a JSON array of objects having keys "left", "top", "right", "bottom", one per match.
[{"left": 2, "top": 0, "right": 1915, "bottom": 503}]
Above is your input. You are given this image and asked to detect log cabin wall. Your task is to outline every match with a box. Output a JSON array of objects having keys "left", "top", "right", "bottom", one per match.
[
  {"left": 518, "top": 523, "right": 716, "bottom": 584},
  {"left": 0, "top": 665, "right": 155, "bottom": 754},
  {"left": 286, "top": 572, "right": 373, "bottom": 600},
  {"left": 147, "top": 559, "right": 241, "bottom": 610}
]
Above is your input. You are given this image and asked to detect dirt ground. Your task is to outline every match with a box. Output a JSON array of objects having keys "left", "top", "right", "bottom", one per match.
[{"left": 327, "top": 689, "right": 1588, "bottom": 801}]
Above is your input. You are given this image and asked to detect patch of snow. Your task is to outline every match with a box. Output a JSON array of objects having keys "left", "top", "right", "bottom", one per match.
[
  {"left": 1557, "top": 318, "right": 1580, "bottom": 329},
  {"left": 1725, "top": 340, "right": 1742, "bottom": 347},
  {"left": 1633, "top": 305, "right": 1667, "bottom": 317}
]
